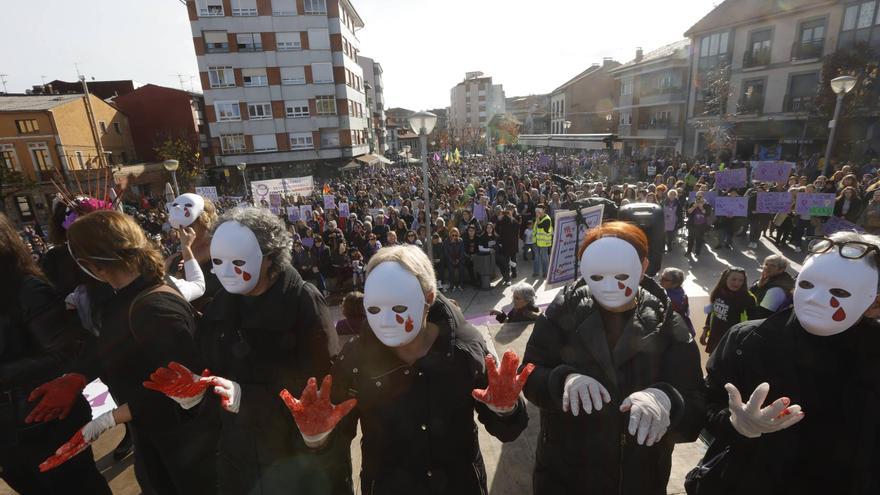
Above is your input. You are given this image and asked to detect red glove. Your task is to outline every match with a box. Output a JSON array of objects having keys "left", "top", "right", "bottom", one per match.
[
  {"left": 280, "top": 375, "right": 357, "bottom": 442},
  {"left": 143, "top": 362, "right": 211, "bottom": 409},
  {"left": 39, "top": 430, "right": 88, "bottom": 472},
  {"left": 26, "top": 373, "right": 88, "bottom": 423},
  {"left": 472, "top": 350, "right": 535, "bottom": 414}
]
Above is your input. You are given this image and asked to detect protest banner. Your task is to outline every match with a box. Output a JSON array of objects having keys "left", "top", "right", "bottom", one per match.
[
  {"left": 756, "top": 191, "right": 792, "bottom": 214},
  {"left": 338, "top": 202, "right": 350, "bottom": 218},
  {"left": 194, "top": 186, "right": 219, "bottom": 202},
  {"left": 324, "top": 194, "right": 336, "bottom": 210},
  {"left": 546, "top": 205, "right": 604, "bottom": 285},
  {"left": 752, "top": 161, "right": 794, "bottom": 182},
  {"left": 823, "top": 216, "right": 865, "bottom": 235},
  {"left": 300, "top": 204, "right": 313, "bottom": 220},
  {"left": 795, "top": 193, "right": 835, "bottom": 216},
  {"left": 715, "top": 168, "right": 747, "bottom": 189},
  {"left": 287, "top": 206, "right": 301, "bottom": 223},
  {"left": 714, "top": 197, "right": 748, "bottom": 217},
  {"left": 688, "top": 191, "right": 718, "bottom": 207},
  {"left": 251, "top": 176, "right": 314, "bottom": 205}
]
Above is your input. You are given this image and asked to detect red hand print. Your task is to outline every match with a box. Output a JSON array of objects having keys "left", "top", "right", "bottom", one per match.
[
  {"left": 471, "top": 350, "right": 535, "bottom": 411},
  {"left": 143, "top": 362, "right": 211, "bottom": 398},
  {"left": 38, "top": 430, "right": 88, "bottom": 472},
  {"left": 279, "top": 375, "right": 357, "bottom": 437}
]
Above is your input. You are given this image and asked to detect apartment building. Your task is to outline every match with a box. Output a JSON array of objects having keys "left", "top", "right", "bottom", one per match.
[
  {"left": 506, "top": 94, "right": 550, "bottom": 135},
  {"left": 609, "top": 41, "right": 691, "bottom": 157},
  {"left": 684, "top": 0, "right": 861, "bottom": 160},
  {"left": 187, "top": 0, "right": 370, "bottom": 179},
  {"left": 358, "top": 55, "right": 386, "bottom": 153},
  {"left": 549, "top": 59, "right": 620, "bottom": 135},
  {"left": 448, "top": 72, "right": 505, "bottom": 150}
]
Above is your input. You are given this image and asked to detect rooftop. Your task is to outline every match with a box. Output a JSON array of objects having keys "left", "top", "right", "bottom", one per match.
[
  {"left": 0, "top": 94, "right": 82, "bottom": 112},
  {"left": 685, "top": 0, "right": 832, "bottom": 37},
  {"left": 609, "top": 39, "right": 691, "bottom": 73}
]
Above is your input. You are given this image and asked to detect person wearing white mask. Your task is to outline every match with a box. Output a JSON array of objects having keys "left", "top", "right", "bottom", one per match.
[
  {"left": 279, "top": 245, "right": 532, "bottom": 495},
  {"left": 698, "top": 231, "right": 880, "bottom": 495},
  {"left": 147, "top": 206, "right": 347, "bottom": 495},
  {"left": 164, "top": 193, "right": 224, "bottom": 310},
  {"left": 523, "top": 221, "right": 705, "bottom": 495}
]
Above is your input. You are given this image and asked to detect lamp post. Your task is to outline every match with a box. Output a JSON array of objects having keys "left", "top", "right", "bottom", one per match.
[
  {"left": 236, "top": 162, "right": 248, "bottom": 199},
  {"left": 163, "top": 159, "right": 180, "bottom": 196},
  {"left": 823, "top": 75, "right": 857, "bottom": 177},
  {"left": 408, "top": 111, "right": 438, "bottom": 255}
]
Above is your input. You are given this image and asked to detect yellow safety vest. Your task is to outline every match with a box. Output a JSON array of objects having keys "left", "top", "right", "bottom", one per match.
[{"left": 534, "top": 215, "right": 553, "bottom": 247}]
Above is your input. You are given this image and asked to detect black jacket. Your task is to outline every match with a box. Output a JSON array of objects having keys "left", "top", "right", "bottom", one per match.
[
  {"left": 523, "top": 277, "right": 705, "bottom": 495},
  {"left": 495, "top": 215, "right": 521, "bottom": 258},
  {"left": 749, "top": 272, "right": 794, "bottom": 318},
  {"left": 330, "top": 294, "right": 528, "bottom": 495},
  {"left": 704, "top": 310, "right": 880, "bottom": 494},
  {"left": 198, "top": 266, "right": 350, "bottom": 495}
]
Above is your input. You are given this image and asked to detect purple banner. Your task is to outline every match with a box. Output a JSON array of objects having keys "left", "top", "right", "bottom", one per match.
[
  {"left": 795, "top": 193, "right": 835, "bottom": 216},
  {"left": 323, "top": 194, "right": 336, "bottom": 210},
  {"left": 689, "top": 191, "right": 718, "bottom": 207},
  {"left": 715, "top": 168, "right": 747, "bottom": 189},
  {"left": 714, "top": 196, "right": 748, "bottom": 217},
  {"left": 752, "top": 161, "right": 794, "bottom": 182},
  {"left": 756, "top": 192, "right": 792, "bottom": 214},
  {"left": 823, "top": 215, "right": 865, "bottom": 235}
]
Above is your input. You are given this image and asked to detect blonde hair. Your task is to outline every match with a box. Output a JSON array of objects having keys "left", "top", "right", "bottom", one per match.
[{"left": 365, "top": 245, "right": 437, "bottom": 295}]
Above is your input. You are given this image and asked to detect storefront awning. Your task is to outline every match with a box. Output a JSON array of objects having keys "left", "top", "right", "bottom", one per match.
[
  {"left": 376, "top": 155, "right": 393, "bottom": 165},
  {"left": 340, "top": 161, "right": 360, "bottom": 171},
  {"left": 355, "top": 154, "right": 379, "bottom": 165}
]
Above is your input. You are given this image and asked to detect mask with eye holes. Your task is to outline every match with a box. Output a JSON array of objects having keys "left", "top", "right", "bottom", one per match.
[
  {"left": 363, "top": 261, "right": 427, "bottom": 347},
  {"left": 167, "top": 193, "right": 205, "bottom": 229},
  {"left": 579, "top": 237, "right": 643, "bottom": 310},
  {"left": 210, "top": 221, "right": 264, "bottom": 294},
  {"left": 793, "top": 250, "right": 878, "bottom": 336}
]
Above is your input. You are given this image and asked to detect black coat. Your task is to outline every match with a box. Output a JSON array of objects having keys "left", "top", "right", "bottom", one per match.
[
  {"left": 704, "top": 310, "right": 880, "bottom": 494},
  {"left": 523, "top": 278, "right": 705, "bottom": 495},
  {"left": 495, "top": 215, "right": 521, "bottom": 258},
  {"left": 330, "top": 294, "right": 528, "bottom": 495},
  {"left": 198, "top": 266, "right": 350, "bottom": 495}
]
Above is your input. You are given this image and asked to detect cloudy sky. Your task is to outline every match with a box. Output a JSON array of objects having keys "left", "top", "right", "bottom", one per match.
[{"left": 3, "top": 0, "right": 718, "bottom": 110}]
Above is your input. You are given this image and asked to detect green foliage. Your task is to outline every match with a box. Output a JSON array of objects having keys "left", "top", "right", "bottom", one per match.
[
  {"left": 153, "top": 134, "right": 202, "bottom": 191},
  {"left": 0, "top": 166, "right": 37, "bottom": 212},
  {"left": 817, "top": 43, "right": 880, "bottom": 120}
]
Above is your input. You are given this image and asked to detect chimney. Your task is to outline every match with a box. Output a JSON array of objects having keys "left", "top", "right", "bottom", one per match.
[
  {"left": 603, "top": 57, "right": 614, "bottom": 67},
  {"left": 635, "top": 47, "right": 644, "bottom": 62}
]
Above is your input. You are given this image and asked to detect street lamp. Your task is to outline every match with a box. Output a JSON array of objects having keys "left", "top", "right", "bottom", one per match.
[
  {"left": 563, "top": 120, "right": 572, "bottom": 134},
  {"left": 163, "top": 159, "right": 180, "bottom": 196},
  {"left": 236, "top": 162, "right": 248, "bottom": 199},
  {"left": 823, "top": 75, "right": 857, "bottom": 176},
  {"left": 408, "top": 111, "right": 437, "bottom": 255}
]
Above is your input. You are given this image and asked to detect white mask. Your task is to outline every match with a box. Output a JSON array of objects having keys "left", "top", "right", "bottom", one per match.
[
  {"left": 580, "top": 237, "right": 643, "bottom": 309},
  {"left": 167, "top": 193, "right": 205, "bottom": 229},
  {"left": 793, "top": 251, "right": 877, "bottom": 336},
  {"left": 210, "top": 221, "right": 263, "bottom": 294},
  {"left": 363, "top": 262, "right": 427, "bottom": 347}
]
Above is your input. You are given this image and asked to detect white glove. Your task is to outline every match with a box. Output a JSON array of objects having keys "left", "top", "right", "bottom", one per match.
[
  {"left": 83, "top": 410, "right": 117, "bottom": 443},
  {"left": 210, "top": 376, "right": 242, "bottom": 414},
  {"left": 619, "top": 388, "right": 672, "bottom": 446},
  {"left": 725, "top": 382, "right": 805, "bottom": 439},
  {"left": 562, "top": 373, "right": 611, "bottom": 416}
]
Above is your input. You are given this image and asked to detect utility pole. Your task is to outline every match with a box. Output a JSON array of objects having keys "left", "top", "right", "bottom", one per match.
[
  {"left": 0, "top": 74, "right": 8, "bottom": 94},
  {"left": 80, "top": 75, "right": 108, "bottom": 171}
]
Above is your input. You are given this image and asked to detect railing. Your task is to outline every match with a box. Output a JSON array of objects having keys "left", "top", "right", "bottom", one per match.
[
  {"left": 206, "top": 43, "right": 229, "bottom": 53},
  {"left": 783, "top": 94, "right": 816, "bottom": 112},
  {"left": 199, "top": 5, "right": 224, "bottom": 16},
  {"left": 743, "top": 48, "right": 771, "bottom": 68},
  {"left": 737, "top": 95, "right": 765, "bottom": 114},
  {"left": 640, "top": 85, "right": 684, "bottom": 97},
  {"left": 638, "top": 120, "right": 672, "bottom": 130},
  {"left": 791, "top": 39, "right": 824, "bottom": 60}
]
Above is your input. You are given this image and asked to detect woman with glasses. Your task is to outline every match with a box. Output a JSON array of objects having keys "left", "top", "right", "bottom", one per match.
[
  {"left": 700, "top": 267, "right": 757, "bottom": 354},
  {"left": 404, "top": 229, "right": 422, "bottom": 247},
  {"left": 700, "top": 232, "right": 880, "bottom": 494}
]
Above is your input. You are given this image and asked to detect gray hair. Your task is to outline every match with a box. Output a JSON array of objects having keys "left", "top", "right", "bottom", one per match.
[
  {"left": 511, "top": 282, "right": 536, "bottom": 304},
  {"left": 659, "top": 267, "right": 685, "bottom": 287},
  {"left": 822, "top": 231, "right": 880, "bottom": 271},
  {"left": 214, "top": 207, "right": 292, "bottom": 276},
  {"left": 763, "top": 254, "right": 790, "bottom": 271}
]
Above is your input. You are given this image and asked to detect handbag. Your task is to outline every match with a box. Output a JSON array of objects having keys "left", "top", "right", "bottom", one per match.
[{"left": 684, "top": 440, "right": 730, "bottom": 495}]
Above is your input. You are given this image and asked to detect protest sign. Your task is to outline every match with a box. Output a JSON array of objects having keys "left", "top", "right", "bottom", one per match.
[
  {"left": 338, "top": 202, "right": 350, "bottom": 218},
  {"left": 251, "top": 176, "right": 314, "bottom": 205},
  {"left": 823, "top": 215, "right": 865, "bottom": 235},
  {"left": 795, "top": 193, "right": 835, "bottom": 216},
  {"left": 664, "top": 207, "right": 676, "bottom": 231},
  {"left": 688, "top": 191, "right": 718, "bottom": 207},
  {"left": 300, "top": 204, "right": 313, "bottom": 220},
  {"left": 546, "top": 205, "right": 604, "bottom": 285},
  {"left": 287, "top": 206, "right": 301, "bottom": 223},
  {"left": 324, "top": 194, "right": 336, "bottom": 210},
  {"left": 756, "top": 192, "right": 792, "bottom": 213},
  {"left": 752, "top": 161, "right": 794, "bottom": 182},
  {"left": 714, "top": 197, "right": 748, "bottom": 217},
  {"left": 268, "top": 193, "right": 282, "bottom": 215},
  {"left": 715, "top": 168, "right": 747, "bottom": 189},
  {"left": 194, "top": 186, "right": 219, "bottom": 202}
]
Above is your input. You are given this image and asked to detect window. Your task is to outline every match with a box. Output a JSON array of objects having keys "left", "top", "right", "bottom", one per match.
[
  {"left": 248, "top": 102, "right": 273, "bottom": 120},
  {"left": 28, "top": 142, "right": 52, "bottom": 172},
  {"left": 242, "top": 68, "right": 268, "bottom": 87},
  {"left": 290, "top": 132, "right": 314, "bottom": 150},
  {"left": 303, "top": 0, "right": 326, "bottom": 15},
  {"left": 315, "top": 96, "right": 336, "bottom": 115},
  {"left": 307, "top": 28, "right": 330, "bottom": 50},
  {"left": 204, "top": 31, "right": 229, "bottom": 52},
  {"left": 113, "top": 122, "right": 121, "bottom": 134},
  {"left": 312, "top": 62, "right": 333, "bottom": 84},
  {"left": 15, "top": 119, "right": 39, "bottom": 134},
  {"left": 236, "top": 33, "right": 262, "bottom": 51},
  {"left": 1, "top": 144, "right": 19, "bottom": 171},
  {"left": 215, "top": 101, "right": 241, "bottom": 121},
  {"left": 796, "top": 19, "right": 826, "bottom": 59},
  {"left": 698, "top": 31, "right": 730, "bottom": 70},
  {"left": 281, "top": 66, "right": 305, "bottom": 85},
  {"left": 620, "top": 80, "right": 633, "bottom": 96},
  {"left": 786, "top": 72, "right": 820, "bottom": 111},
  {"left": 252, "top": 134, "right": 277, "bottom": 152},
  {"left": 276, "top": 32, "right": 301, "bottom": 51},
  {"left": 208, "top": 66, "right": 235, "bottom": 88},
  {"left": 739, "top": 79, "right": 766, "bottom": 113},
  {"left": 231, "top": 0, "right": 257, "bottom": 16},
  {"left": 746, "top": 29, "right": 772, "bottom": 67},
  {"left": 220, "top": 134, "right": 246, "bottom": 153},
  {"left": 99, "top": 121, "right": 107, "bottom": 133},
  {"left": 272, "top": 0, "right": 297, "bottom": 15},
  {"left": 285, "top": 100, "right": 309, "bottom": 118},
  {"left": 16, "top": 196, "right": 33, "bottom": 220},
  {"left": 839, "top": 1, "right": 879, "bottom": 49},
  {"left": 321, "top": 130, "right": 340, "bottom": 148},
  {"left": 197, "top": 0, "right": 224, "bottom": 16}
]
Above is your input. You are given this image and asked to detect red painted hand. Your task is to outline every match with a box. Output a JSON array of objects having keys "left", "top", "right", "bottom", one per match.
[
  {"left": 472, "top": 350, "right": 535, "bottom": 412},
  {"left": 143, "top": 362, "right": 211, "bottom": 398},
  {"left": 38, "top": 429, "right": 88, "bottom": 472},
  {"left": 279, "top": 375, "right": 357, "bottom": 437},
  {"left": 26, "top": 373, "right": 88, "bottom": 423}
]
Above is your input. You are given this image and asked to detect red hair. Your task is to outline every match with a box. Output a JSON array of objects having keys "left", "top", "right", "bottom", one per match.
[{"left": 578, "top": 221, "right": 649, "bottom": 261}]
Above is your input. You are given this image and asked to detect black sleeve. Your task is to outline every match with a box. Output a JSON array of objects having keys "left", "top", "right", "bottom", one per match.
[
  {"left": 653, "top": 313, "right": 706, "bottom": 443},
  {"left": 329, "top": 339, "right": 360, "bottom": 443},
  {"left": 522, "top": 295, "right": 579, "bottom": 412},
  {"left": 704, "top": 323, "right": 758, "bottom": 447}
]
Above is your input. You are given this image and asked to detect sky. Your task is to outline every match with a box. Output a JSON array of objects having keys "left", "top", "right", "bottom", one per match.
[{"left": 3, "top": 0, "right": 719, "bottom": 110}]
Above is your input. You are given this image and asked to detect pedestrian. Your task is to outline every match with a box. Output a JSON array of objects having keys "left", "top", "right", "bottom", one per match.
[
  {"left": 443, "top": 227, "right": 466, "bottom": 291},
  {"left": 659, "top": 267, "right": 695, "bottom": 337},
  {"left": 700, "top": 267, "right": 757, "bottom": 354},
  {"left": 749, "top": 255, "right": 795, "bottom": 318},
  {"left": 335, "top": 291, "right": 365, "bottom": 348},
  {"left": 532, "top": 204, "right": 552, "bottom": 278},
  {"left": 489, "top": 282, "right": 540, "bottom": 323},
  {"left": 686, "top": 191, "right": 711, "bottom": 258}
]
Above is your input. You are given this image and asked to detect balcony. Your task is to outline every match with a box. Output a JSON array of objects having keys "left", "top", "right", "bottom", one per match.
[
  {"left": 791, "top": 39, "right": 824, "bottom": 60},
  {"left": 743, "top": 48, "right": 771, "bottom": 68},
  {"left": 206, "top": 43, "right": 229, "bottom": 54},
  {"left": 199, "top": 5, "right": 224, "bottom": 16},
  {"left": 737, "top": 95, "right": 765, "bottom": 114},
  {"left": 638, "top": 120, "right": 673, "bottom": 130},
  {"left": 783, "top": 94, "right": 816, "bottom": 112},
  {"left": 640, "top": 85, "right": 684, "bottom": 97}
]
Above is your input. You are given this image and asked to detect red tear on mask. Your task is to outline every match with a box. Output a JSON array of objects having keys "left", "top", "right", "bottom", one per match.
[
  {"left": 234, "top": 267, "right": 241, "bottom": 274},
  {"left": 625, "top": 286, "right": 633, "bottom": 297},
  {"left": 242, "top": 271, "right": 252, "bottom": 282},
  {"left": 395, "top": 314, "right": 404, "bottom": 325},
  {"left": 832, "top": 307, "right": 846, "bottom": 322},
  {"left": 405, "top": 316, "right": 414, "bottom": 332},
  {"left": 617, "top": 281, "right": 625, "bottom": 290},
  {"left": 830, "top": 297, "right": 839, "bottom": 308}
]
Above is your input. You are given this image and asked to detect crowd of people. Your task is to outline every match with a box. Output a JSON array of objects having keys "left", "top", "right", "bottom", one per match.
[{"left": 3, "top": 149, "right": 880, "bottom": 494}]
